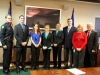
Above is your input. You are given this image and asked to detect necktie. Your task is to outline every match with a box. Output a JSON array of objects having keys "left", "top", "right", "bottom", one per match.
[
  {"left": 87, "top": 31, "right": 90, "bottom": 39},
  {"left": 22, "top": 24, "right": 25, "bottom": 32},
  {"left": 68, "top": 27, "right": 70, "bottom": 33}
]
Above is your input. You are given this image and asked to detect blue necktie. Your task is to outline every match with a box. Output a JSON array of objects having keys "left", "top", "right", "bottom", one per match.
[
  {"left": 68, "top": 27, "right": 70, "bottom": 33},
  {"left": 22, "top": 24, "right": 25, "bottom": 32}
]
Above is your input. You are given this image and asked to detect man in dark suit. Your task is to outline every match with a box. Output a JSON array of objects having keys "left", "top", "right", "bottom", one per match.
[
  {"left": 84, "top": 23, "right": 98, "bottom": 67},
  {"left": 63, "top": 18, "right": 77, "bottom": 68},
  {"left": 14, "top": 15, "right": 29, "bottom": 74}
]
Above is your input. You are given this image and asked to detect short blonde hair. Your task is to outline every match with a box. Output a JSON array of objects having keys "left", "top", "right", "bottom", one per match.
[
  {"left": 45, "top": 25, "right": 50, "bottom": 28},
  {"left": 77, "top": 24, "right": 83, "bottom": 32}
]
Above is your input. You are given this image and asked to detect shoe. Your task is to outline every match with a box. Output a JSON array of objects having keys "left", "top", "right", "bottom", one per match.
[
  {"left": 68, "top": 65, "right": 72, "bottom": 68},
  {"left": 31, "top": 67, "right": 35, "bottom": 70},
  {"left": 16, "top": 68, "right": 20, "bottom": 74},
  {"left": 57, "top": 67, "right": 61, "bottom": 69},
  {"left": 43, "top": 66, "right": 46, "bottom": 69},
  {"left": 22, "top": 68, "right": 28, "bottom": 72},
  {"left": 53, "top": 66, "right": 57, "bottom": 69},
  {"left": 63, "top": 66, "right": 68, "bottom": 69},
  {"left": 46, "top": 68, "right": 50, "bottom": 70},
  {"left": 3, "top": 70, "right": 10, "bottom": 75},
  {"left": 36, "top": 66, "right": 39, "bottom": 70}
]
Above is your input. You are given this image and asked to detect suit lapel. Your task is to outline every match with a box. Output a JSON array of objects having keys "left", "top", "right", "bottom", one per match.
[
  {"left": 19, "top": 24, "right": 24, "bottom": 32},
  {"left": 46, "top": 32, "right": 50, "bottom": 40},
  {"left": 65, "top": 26, "right": 68, "bottom": 35},
  {"left": 68, "top": 26, "right": 73, "bottom": 34},
  {"left": 89, "top": 30, "right": 94, "bottom": 39}
]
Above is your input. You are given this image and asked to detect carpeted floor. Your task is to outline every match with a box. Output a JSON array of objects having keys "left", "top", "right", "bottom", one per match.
[
  {"left": 0, "top": 67, "right": 60, "bottom": 75},
  {"left": 0, "top": 68, "right": 30, "bottom": 75}
]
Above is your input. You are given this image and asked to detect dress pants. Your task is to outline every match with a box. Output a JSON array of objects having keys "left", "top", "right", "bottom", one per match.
[
  {"left": 43, "top": 49, "right": 51, "bottom": 69},
  {"left": 73, "top": 49, "right": 85, "bottom": 68},
  {"left": 16, "top": 46, "right": 27, "bottom": 69},
  {"left": 53, "top": 46, "right": 62, "bottom": 68},
  {"left": 84, "top": 49, "right": 95, "bottom": 67},
  {"left": 31, "top": 44, "right": 40, "bottom": 69},
  {"left": 3, "top": 41, "right": 13, "bottom": 72},
  {"left": 64, "top": 48, "right": 73, "bottom": 67}
]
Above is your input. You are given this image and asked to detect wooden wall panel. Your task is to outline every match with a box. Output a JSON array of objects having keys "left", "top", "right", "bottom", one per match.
[{"left": 0, "top": 47, "right": 64, "bottom": 63}]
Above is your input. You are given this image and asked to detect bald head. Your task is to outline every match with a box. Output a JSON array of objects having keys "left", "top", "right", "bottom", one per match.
[{"left": 87, "top": 23, "right": 93, "bottom": 31}]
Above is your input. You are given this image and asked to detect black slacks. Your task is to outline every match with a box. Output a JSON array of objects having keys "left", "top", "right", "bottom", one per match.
[
  {"left": 3, "top": 41, "right": 13, "bottom": 72},
  {"left": 73, "top": 49, "right": 85, "bottom": 68},
  {"left": 43, "top": 49, "right": 51, "bottom": 68},
  {"left": 31, "top": 44, "right": 40, "bottom": 68},
  {"left": 84, "top": 49, "right": 95, "bottom": 67},
  {"left": 16, "top": 46, "right": 27, "bottom": 69},
  {"left": 64, "top": 48, "right": 73, "bottom": 67},
  {"left": 53, "top": 46, "right": 62, "bottom": 68}
]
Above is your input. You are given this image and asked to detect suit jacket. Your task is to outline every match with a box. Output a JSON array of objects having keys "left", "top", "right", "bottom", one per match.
[
  {"left": 85, "top": 30, "right": 98, "bottom": 54},
  {"left": 52, "top": 30, "right": 64, "bottom": 47},
  {"left": 41, "top": 32, "right": 53, "bottom": 49},
  {"left": 14, "top": 23, "right": 29, "bottom": 47},
  {"left": 63, "top": 26, "right": 77, "bottom": 49}
]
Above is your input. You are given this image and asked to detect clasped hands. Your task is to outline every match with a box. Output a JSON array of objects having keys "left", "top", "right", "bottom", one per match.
[
  {"left": 43, "top": 46, "right": 47, "bottom": 50},
  {"left": 76, "top": 48, "right": 81, "bottom": 51},
  {"left": 21, "top": 42, "right": 27, "bottom": 46}
]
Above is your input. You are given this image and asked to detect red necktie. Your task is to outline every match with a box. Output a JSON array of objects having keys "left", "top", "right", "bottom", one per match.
[{"left": 87, "top": 31, "right": 90, "bottom": 39}]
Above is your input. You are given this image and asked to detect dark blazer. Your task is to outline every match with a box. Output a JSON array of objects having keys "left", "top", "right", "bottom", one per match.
[
  {"left": 85, "top": 30, "right": 98, "bottom": 54},
  {"left": 14, "top": 23, "right": 29, "bottom": 47},
  {"left": 63, "top": 26, "right": 77, "bottom": 49},
  {"left": 41, "top": 32, "right": 53, "bottom": 49},
  {"left": 52, "top": 30, "right": 64, "bottom": 47}
]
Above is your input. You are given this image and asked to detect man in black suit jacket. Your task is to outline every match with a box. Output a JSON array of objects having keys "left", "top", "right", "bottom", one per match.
[
  {"left": 84, "top": 23, "right": 98, "bottom": 67},
  {"left": 14, "top": 15, "right": 29, "bottom": 74},
  {"left": 63, "top": 18, "right": 77, "bottom": 68}
]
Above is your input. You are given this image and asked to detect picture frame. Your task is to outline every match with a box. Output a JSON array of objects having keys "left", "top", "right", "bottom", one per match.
[{"left": 25, "top": 5, "right": 61, "bottom": 30}]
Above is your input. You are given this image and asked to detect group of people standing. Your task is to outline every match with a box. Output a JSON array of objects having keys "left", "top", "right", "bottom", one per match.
[{"left": 0, "top": 15, "right": 98, "bottom": 75}]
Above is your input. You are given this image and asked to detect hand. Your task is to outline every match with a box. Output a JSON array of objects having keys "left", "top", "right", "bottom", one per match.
[
  {"left": 54, "top": 44, "right": 57, "bottom": 47},
  {"left": 3, "top": 45, "right": 7, "bottom": 49},
  {"left": 92, "top": 50, "right": 95, "bottom": 52},
  {"left": 35, "top": 44, "right": 39, "bottom": 48},
  {"left": 21, "top": 42, "right": 27, "bottom": 46},
  {"left": 77, "top": 48, "right": 81, "bottom": 51},
  {"left": 43, "top": 46, "right": 47, "bottom": 50},
  {"left": 62, "top": 45, "right": 64, "bottom": 48},
  {"left": 21, "top": 42, "right": 24, "bottom": 46}
]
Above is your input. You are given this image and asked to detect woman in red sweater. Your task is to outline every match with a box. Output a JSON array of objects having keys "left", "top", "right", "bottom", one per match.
[{"left": 72, "top": 25, "right": 87, "bottom": 68}]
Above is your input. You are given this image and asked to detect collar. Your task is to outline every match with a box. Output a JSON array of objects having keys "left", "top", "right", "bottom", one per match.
[
  {"left": 20, "top": 23, "right": 25, "bottom": 25},
  {"left": 56, "top": 29, "right": 61, "bottom": 32},
  {"left": 68, "top": 26, "right": 72, "bottom": 28},
  {"left": 88, "top": 30, "right": 92, "bottom": 33}
]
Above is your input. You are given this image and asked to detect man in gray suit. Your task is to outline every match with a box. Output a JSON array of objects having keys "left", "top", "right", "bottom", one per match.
[
  {"left": 84, "top": 23, "right": 98, "bottom": 67},
  {"left": 14, "top": 15, "right": 29, "bottom": 74}
]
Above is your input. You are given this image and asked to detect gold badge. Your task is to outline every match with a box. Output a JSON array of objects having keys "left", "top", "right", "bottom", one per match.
[{"left": 2, "top": 26, "right": 4, "bottom": 29}]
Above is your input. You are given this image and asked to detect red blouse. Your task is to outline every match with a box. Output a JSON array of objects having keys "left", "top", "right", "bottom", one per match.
[{"left": 72, "top": 32, "right": 87, "bottom": 50}]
